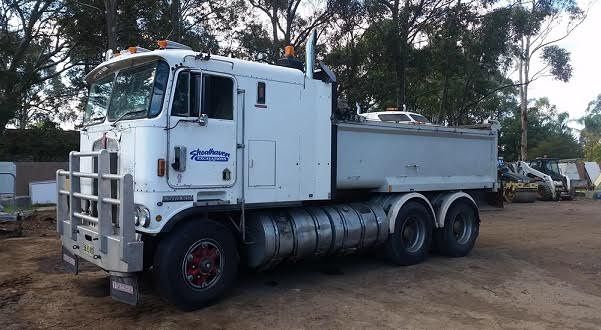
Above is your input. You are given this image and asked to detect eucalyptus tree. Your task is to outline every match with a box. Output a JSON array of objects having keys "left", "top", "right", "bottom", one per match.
[{"left": 510, "top": 0, "right": 585, "bottom": 160}]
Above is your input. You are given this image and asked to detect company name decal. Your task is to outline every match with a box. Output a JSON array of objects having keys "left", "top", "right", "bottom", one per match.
[{"left": 190, "top": 148, "right": 230, "bottom": 162}]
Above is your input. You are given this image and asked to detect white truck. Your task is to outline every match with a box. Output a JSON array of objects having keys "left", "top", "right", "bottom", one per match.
[{"left": 56, "top": 34, "right": 500, "bottom": 309}]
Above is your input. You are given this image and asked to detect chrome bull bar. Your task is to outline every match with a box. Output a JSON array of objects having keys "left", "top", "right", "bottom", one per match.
[{"left": 56, "top": 149, "right": 142, "bottom": 273}]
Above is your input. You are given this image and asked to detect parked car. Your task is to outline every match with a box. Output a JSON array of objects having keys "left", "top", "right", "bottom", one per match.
[{"left": 359, "top": 111, "right": 432, "bottom": 124}]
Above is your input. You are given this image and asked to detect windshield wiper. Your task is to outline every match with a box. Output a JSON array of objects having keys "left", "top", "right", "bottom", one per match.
[{"left": 111, "top": 109, "right": 147, "bottom": 127}]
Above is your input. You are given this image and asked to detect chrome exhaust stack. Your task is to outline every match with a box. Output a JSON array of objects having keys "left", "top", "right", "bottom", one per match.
[{"left": 305, "top": 30, "right": 316, "bottom": 79}]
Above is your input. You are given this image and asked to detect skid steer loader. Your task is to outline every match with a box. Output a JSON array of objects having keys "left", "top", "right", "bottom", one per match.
[{"left": 513, "top": 158, "right": 574, "bottom": 201}]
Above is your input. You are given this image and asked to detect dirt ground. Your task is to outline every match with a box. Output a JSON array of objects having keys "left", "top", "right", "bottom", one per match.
[{"left": 1, "top": 200, "right": 600, "bottom": 329}]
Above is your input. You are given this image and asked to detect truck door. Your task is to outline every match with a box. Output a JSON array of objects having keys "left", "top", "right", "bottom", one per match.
[{"left": 167, "top": 69, "right": 237, "bottom": 188}]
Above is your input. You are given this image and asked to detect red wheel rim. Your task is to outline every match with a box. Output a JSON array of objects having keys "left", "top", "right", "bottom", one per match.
[{"left": 182, "top": 239, "right": 222, "bottom": 289}]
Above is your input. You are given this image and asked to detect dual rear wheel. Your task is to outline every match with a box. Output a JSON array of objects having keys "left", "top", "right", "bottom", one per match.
[{"left": 386, "top": 200, "right": 479, "bottom": 265}]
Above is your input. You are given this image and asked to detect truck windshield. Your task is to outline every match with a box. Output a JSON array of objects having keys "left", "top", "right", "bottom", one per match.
[{"left": 83, "top": 61, "right": 169, "bottom": 125}]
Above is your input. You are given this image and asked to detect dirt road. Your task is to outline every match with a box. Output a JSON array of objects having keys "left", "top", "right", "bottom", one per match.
[{"left": 1, "top": 200, "right": 600, "bottom": 329}]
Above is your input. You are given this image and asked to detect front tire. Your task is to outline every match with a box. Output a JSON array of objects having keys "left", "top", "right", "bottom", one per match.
[
  {"left": 434, "top": 201, "right": 479, "bottom": 257},
  {"left": 386, "top": 201, "right": 433, "bottom": 266},
  {"left": 538, "top": 182, "right": 554, "bottom": 201},
  {"left": 153, "top": 219, "right": 239, "bottom": 310}
]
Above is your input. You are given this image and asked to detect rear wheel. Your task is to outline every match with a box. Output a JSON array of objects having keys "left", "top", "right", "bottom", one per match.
[
  {"left": 153, "top": 219, "right": 239, "bottom": 310},
  {"left": 434, "top": 201, "right": 479, "bottom": 257},
  {"left": 386, "top": 201, "right": 433, "bottom": 266}
]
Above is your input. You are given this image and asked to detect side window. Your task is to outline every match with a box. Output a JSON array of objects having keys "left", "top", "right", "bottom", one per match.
[
  {"left": 190, "top": 74, "right": 201, "bottom": 117},
  {"left": 202, "top": 75, "right": 233, "bottom": 120},
  {"left": 171, "top": 72, "right": 189, "bottom": 116},
  {"left": 171, "top": 71, "right": 201, "bottom": 117},
  {"left": 257, "top": 82, "right": 266, "bottom": 105}
]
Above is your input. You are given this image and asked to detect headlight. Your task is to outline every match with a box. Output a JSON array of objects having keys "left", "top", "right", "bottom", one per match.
[{"left": 135, "top": 205, "right": 150, "bottom": 227}]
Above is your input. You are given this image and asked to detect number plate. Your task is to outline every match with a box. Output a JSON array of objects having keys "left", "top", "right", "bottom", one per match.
[{"left": 82, "top": 243, "right": 95, "bottom": 257}]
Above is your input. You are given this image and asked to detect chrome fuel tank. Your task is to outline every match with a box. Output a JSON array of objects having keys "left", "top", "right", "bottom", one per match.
[{"left": 246, "top": 203, "right": 388, "bottom": 270}]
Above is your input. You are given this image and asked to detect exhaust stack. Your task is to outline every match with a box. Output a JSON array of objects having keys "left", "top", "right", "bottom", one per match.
[{"left": 305, "top": 30, "right": 316, "bottom": 79}]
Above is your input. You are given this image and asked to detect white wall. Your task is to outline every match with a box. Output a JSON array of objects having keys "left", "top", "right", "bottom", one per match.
[{"left": 29, "top": 180, "right": 57, "bottom": 204}]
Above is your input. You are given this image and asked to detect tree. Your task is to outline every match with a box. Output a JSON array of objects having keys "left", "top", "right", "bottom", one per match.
[
  {"left": 364, "top": 0, "right": 453, "bottom": 108},
  {"left": 510, "top": 0, "right": 586, "bottom": 160},
  {"left": 242, "top": 0, "right": 346, "bottom": 61},
  {"left": 0, "top": 0, "right": 78, "bottom": 130},
  {"left": 578, "top": 94, "right": 601, "bottom": 161},
  {"left": 326, "top": 1, "right": 517, "bottom": 125},
  {"left": 500, "top": 97, "right": 582, "bottom": 161}
]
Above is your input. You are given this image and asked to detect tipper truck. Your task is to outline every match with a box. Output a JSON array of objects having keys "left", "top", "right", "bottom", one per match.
[{"left": 56, "top": 34, "right": 500, "bottom": 309}]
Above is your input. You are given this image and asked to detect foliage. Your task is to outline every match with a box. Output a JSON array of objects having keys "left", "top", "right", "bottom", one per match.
[
  {"left": 0, "top": 121, "right": 79, "bottom": 161},
  {"left": 578, "top": 94, "right": 601, "bottom": 161},
  {"left": 0, "top": 0, "right": 588, "bottom": 163},
  {"left": 0, "top": 0, "right": 77, "bottom": 130},
  {"left": 499, "top": 98, "right": 582, "bottom": 161}
]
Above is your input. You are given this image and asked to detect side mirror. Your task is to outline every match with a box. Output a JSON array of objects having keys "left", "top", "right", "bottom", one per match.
[{"left": 199, "top": 114, "right": 208, "bottom": 126}]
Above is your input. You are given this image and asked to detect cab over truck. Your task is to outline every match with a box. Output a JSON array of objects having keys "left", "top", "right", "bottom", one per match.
[{"left": 56, "top": 35, "right": 499, "bottom": 309}]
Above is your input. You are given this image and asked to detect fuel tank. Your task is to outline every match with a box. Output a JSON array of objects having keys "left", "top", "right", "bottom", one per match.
[{"left": 245, "top": 203, "right": 388, "bottom": 270}]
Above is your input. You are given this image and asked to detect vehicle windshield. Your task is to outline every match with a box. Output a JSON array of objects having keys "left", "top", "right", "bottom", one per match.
[
  {"left": 410, "top": 114, "right": 430, "bottom": 123},
  {"left": 84, "top": 77, "right": 113, "bottom": 123},
  {"left": 83, "top": 61, "right": 169, "bottom": 125},
  {"left": 545, "top": 160, "right": 560, "bottom": 175},
  {"left": 378, "top": 113, "right": 411, "bottom": 122}
]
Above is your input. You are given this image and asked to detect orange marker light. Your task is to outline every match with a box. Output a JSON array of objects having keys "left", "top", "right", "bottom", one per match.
[
  {"left": 157, "top": 40, "right": 168, "bottom": 49},
  {"left": 157, "top": 158, "right": 166, "bottom": 176},
  {"left": 284, "top": 45, "right": 295, "bottom": 57},
  {"left": 128, "top": 46, "right": 137, "bottom": 54}
]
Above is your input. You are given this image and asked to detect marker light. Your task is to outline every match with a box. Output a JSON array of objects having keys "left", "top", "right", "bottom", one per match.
[
  {"left": 156, "top": 40, "right": 193, "bottom": 50},
  {"left": 157, "top": 40, "right": 168, "bottom": 49},
  {"left": 128, "top": 46, "right": 138, "bottom": 54},
  {"left": 284, "top": 45, "right": 295, "bottom": 57},
  {"left": 157, "top": 158, "right": 166, "bottom": 177}
]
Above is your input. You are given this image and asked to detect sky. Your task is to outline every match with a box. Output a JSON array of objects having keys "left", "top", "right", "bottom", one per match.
[{"left": 526, "top": 0, "right": 600, "bottom": 131}]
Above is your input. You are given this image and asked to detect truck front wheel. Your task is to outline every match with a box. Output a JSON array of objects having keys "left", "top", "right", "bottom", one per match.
[
  {"left": 153, "top": 219, "right": 239, "bottom": 310},
  {"left": 386, "top": 201, "right": 433, "bottom": 266},
  {"left": 434, "top": 201, "right": 479, "bottom": 257}
]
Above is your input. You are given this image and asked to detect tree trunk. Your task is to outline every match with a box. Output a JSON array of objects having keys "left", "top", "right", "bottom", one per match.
[
  {"left": 519, "top": 35, "right": 531, "bottom": 160},
  {"left": 390, "top": 0, "right": 402, "bottom": 108},
  {"left": 397, "top": 0, "right": 410, "bottom": 109},
  {"left": 270, "top": 4, "right": 279, "bottom": 60},
  {"left": 103, "top": 0, "right": 118, "bottom": 51},
  {"left": 170, "top": 0, "right": 182, "bottom": 41}
]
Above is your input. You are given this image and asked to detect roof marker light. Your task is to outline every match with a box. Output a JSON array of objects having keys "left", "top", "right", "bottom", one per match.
[{"left": 156, "top": 40, "right": 192, "bottom": 50}]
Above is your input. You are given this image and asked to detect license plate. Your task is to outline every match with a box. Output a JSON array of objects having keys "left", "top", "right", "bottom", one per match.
[{"left": 82, "top": 243, "right": 95, "bottom": 257}]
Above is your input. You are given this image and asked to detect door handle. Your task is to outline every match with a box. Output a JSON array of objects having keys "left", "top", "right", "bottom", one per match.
[
  {"left": 172, "top": 146, "right": 187, "bottom": 171},
  {"left": 198, "top": 114, "right": 208, "bottom": 126}
]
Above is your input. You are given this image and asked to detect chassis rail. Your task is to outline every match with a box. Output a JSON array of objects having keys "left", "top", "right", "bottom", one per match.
[{"left": 56, "top": 150, "right": 142, "bottom": 273}]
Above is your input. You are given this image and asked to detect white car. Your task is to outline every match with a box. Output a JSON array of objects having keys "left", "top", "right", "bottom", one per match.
[{"left": 360, "top": 111, "right": 432, "bottom": 125}]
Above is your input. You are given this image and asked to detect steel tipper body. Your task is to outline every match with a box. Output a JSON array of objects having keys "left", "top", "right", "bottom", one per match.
[{"left": 56, "top": 38, "right": 499, "bottom": 309}]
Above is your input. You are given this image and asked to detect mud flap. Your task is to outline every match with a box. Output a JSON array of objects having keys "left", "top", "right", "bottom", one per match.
[
  {"left": 110, "top": 274, "right": 139, "bottom": 306},
  {"left": 62, "top": 246, "right": 79, "bottom": 274}
]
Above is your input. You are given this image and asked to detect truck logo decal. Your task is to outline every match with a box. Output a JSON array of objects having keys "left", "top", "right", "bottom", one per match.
[{"left": 190, "top": 148, "right": 230, "bottom": 162}]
